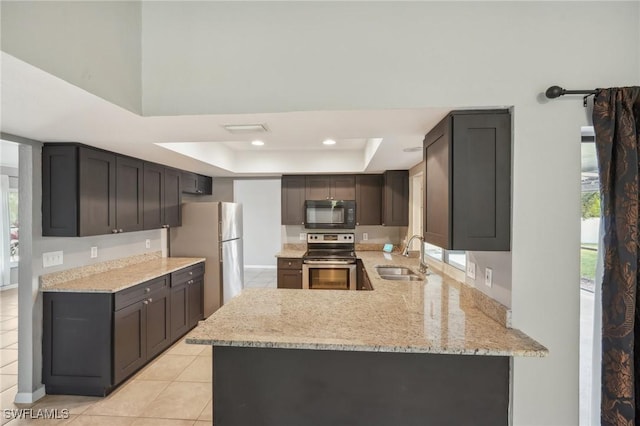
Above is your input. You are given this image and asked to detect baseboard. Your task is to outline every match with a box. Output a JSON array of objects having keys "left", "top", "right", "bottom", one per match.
[
  {"left": 244, "top": 265, "right": 276, "bottom": 269},
  {"left": 0, "top": 284, "right": 18, "bottom": 291},
  {"left": 15, "top": 385, "right": 46, "bottom": 404}
]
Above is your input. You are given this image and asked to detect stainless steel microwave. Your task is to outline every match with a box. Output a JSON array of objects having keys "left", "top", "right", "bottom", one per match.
[{"left": 304, "top": 200, "right": 356, "bottom": 229}]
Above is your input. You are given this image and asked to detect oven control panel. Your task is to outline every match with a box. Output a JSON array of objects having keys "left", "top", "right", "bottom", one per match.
[{"left": 307, "top": 233, "right": 354, "bottom": 243}]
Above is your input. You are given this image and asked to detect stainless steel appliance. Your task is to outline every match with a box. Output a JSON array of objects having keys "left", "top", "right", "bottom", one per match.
[
  {"left": 170, "top": 202, "right": 244, "bottom": 316},
  {"left": 304, "top": 200, "right": 356, "bottom": 229},
  {"left": 303, "top": 233, "right": 357, "bottom": 290}
]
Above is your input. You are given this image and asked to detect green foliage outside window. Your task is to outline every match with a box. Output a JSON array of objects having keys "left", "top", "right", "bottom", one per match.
[{"left": 581, "top": 192, "right": 600, "bottom": 219}]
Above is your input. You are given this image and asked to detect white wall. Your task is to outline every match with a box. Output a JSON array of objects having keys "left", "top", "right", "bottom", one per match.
[
  {"left": 1, "top": 1, "right": 142, "bottom": 113},
  {"left": 233, "top": 179, "right": 281, "bottom": 267}
]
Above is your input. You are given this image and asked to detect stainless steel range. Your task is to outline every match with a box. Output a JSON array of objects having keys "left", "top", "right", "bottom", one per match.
[{"left": 302, "top": 233, "right": 357, "bottom": 290}]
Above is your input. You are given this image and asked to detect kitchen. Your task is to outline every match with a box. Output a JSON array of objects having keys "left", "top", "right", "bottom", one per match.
[{"left": 0, "top": 2, "right": 638, "bottom": 425}]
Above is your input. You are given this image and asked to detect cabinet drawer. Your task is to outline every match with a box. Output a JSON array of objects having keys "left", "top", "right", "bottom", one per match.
[
  {"left": 171, "top": 263, "right": 205, "bottom": 287},
  {"left": 115, "top": 275, "right": 169, "bottom": 311},
  {"left": 277, "top": 258, "right": 302, "bottom": 270}
]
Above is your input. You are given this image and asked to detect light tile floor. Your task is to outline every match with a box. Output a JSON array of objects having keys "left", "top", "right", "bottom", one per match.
[
  {"left": 243, "top": 268, "right": 277, "bottom": 289},
  {"left": 0, "top": 268, "right": 275, "bottom": 425}
]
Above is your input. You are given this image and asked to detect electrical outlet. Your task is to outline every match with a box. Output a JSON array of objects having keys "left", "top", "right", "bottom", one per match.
[
  {"left": 466, "top": 261, "right": 476, "bottom": 279},
  {"left": 43, "top": 251, "right": 64, "bottom": 268},
  {"left": 299, "top": 233, "right": 306, "bottom": 241},
  {"left": 145, "top": 239, "right": 151, "bottom": 249},
  {"left": 363, "top": 233, "right": 368, "bottom": 241},
  {"left": 484, "top": 267, "right": 493, "bottom": 288},
  {"left": 90, "top": 247, "right": 98, "bottom": 258}
]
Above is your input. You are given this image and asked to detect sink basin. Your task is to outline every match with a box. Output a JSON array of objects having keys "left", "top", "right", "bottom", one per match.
[
  {"left": 375, "top": 266, "right": 423, "bottom": 282},
  {"left": 375, "top": 266, "right": 416, "bottom": 276},
  {"left": 379, "top": 275, "right": 423, "bottom": 281}
]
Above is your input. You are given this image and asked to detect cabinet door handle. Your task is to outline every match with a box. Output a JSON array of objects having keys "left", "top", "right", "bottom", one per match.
[
  {"left": 148, "top": 298, "right": 153, "bottom": 303},
  {"left": 188, "top": 279, "right": 193, "bottom": 284},
  {"left": 112, "top": 229, "right": 118, "bottom": 233},
  {"left": 288, "top": 262, "right": 292, "bottom": 266},
  {"left": 119, "top": 229, "right": 123, "bottom": 233},
  {"left": 145, "top": 287, "right": 151, "bottom": 293},
  {"left": 143, "top": 300, "right": 149, "bottom": 305},
  {"left": 299, "top": 270, "right": 302, "bottom": 274},
  {"left": 189, "top": 271, "right": 193, "bottom": 275}
]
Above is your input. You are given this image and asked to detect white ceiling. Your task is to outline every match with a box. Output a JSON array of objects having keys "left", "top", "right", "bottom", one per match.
[{"left": 1, "top": 52, "right": 452, "bottom": 177}]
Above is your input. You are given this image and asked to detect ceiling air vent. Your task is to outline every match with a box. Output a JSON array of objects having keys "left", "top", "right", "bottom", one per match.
[{"left": 222, "top": 124, "right": 268, "bottom": 134}]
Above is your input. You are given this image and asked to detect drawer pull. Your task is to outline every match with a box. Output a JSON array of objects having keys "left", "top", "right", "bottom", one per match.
[
  {"left": 189, "top": 271, "right": 193, "bottom": 275},
  {"left": 145, "top": 287, "right": 151, "bottom": 293},
  {"left": 148, "top": 298, "right": 153, "bottom": 303},
  {"left": 143, "top": 300, "right": 149, "bottom": 305}
]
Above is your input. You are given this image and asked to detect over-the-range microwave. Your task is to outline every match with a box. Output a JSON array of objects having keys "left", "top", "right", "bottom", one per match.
[{"left": 304, "top": 200, "right": 356, "bottom": 229}]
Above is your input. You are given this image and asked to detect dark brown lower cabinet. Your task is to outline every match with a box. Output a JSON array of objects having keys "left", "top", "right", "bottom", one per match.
[
  {"left": 356, "top": 259, "right": 373, "bottom": 291},
  {"left": 113, "top": 300, "right": 146, "bottom": 385},
  {"left": 170, "top": 263, "right": 204, "bottom": 341},
  {"left": 43, "top": 262, "right": 204, "bottom": 396},
  {"left": 277, "top": 258, "right": 303, "bottom": 289},
  {"left": 170, "top": 284, "right": 189, "bottom": 341},
  {"left": 188, "top": 277, "right": 204, "bottom": 327}
]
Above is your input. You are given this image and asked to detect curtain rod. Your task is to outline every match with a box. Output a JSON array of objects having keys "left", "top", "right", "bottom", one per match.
[{"left": 545, "top": 85, "right": 598, "bottom": 106}]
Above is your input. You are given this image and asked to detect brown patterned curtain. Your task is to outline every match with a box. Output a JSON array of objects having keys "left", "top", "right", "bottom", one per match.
[{"left": 594, "top": 87, "right": 640, "bottom": 425}]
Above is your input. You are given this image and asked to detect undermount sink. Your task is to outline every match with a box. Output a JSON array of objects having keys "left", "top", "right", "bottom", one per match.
[
  {"left": 379, "top": 275, "right": 423, "bottom": 281},
  {"left": 375, "top": 266, "right": 423, "bottom": 282}
]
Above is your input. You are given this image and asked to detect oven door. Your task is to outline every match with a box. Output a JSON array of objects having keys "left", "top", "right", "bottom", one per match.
[{"left": 302, "top": 262, "right": 357, "bottom": 290}]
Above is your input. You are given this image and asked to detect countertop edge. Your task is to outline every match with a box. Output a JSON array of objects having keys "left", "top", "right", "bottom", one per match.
[{"left": 185, "top": 337, "right": 548, "bottom": 357}]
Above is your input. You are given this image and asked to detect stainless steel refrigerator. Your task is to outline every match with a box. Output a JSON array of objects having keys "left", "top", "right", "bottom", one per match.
[{"left": 170, "top": 202, "right": 244, "bottom": 317}]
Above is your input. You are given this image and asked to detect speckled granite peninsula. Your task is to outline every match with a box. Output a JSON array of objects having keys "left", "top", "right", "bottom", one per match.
[{"left": 187, "top": 251, "right": 547, "bottom": 426}]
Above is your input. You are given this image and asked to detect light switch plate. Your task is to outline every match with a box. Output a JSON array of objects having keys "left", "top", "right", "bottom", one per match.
[
  {"left": 363, "top": 233, "right": 368, "bottom": 241},
  {"left": 145, "top": 239, "right": 151, "bottom": 249},
  {"left": 466, "top": 261, "right": 476, "bottom": 279},
  {"left": 43, "top": 251, "right": 64, "bottom": 268},
  {"left": 90, "top": 247, "right": 98, "bottom": 258},
  {"left": 485, "top": 267, "right": 493, "bottom": 288},
  {"left": 299, "top": 233, "right": 306, "bottom": 241}
]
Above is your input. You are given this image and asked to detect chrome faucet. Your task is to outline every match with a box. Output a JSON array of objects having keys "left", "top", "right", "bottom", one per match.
[{"left": 402, "top": 235, "right": 428, "bottom": 274}]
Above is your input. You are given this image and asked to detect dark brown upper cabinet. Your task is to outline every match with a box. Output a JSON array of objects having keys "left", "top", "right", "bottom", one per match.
[
  {"left": 305, "top": 175, "right": 355, "bottom": 200},
  {"left": 143, "top": 164, "right": 182, "bottom": 230},
  {"left": 115, "top": 157, "right": 144, "bottom": 233},
  {"left": 281, "top": 175, "right": 306, "bottom": 225},
  {"left": 43, "top": 143, "right": 203, "bottom": 236},
  {"left": 381, "top": 170, "right": 409, "bottom": 226},
  {"left": 43, "top": 144, "right": 143, "bottom": 236},
  {"left": 181, "top": 171, "right": 213, "bottom": 195},
  {"left": 163, "top": 167, "right": 182, "bottom": 228},
  {"left": 424, "top": 110, "right": 511, "bottom": 251},
  {"left": 355, "top": 174, "right": 382, "bottom": 226}
]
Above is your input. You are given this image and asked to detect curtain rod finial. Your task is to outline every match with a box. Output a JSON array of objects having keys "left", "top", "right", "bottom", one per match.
[{"left": 545, "top": 86, "right": 565, "bottom": 99}]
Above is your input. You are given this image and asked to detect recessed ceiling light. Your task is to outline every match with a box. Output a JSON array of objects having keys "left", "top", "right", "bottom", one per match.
[
  {"left": 251, "top": 140, "right": 265, "bottom": 146},
  {"left": 322, "top": 139, "right": 336, "bottom": 146},
  {"left": 402, "top": 146, "right": 422, "bottom": 153},
  {"left": 223, "top": 124, "right": 268, "bottom": 134}
]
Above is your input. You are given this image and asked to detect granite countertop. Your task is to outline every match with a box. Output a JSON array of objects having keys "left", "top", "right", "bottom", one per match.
[
  {"left": 41, "top": 257, "right": 205, "bottom": 293},
  {"left": 187, "top": 251, "right": 547, "bottom": 357},
  {"left": 274, "top": 249, "right": 306, "bottom": 258}
]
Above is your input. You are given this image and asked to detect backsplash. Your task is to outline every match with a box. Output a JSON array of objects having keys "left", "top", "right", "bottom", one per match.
[{"left": 282, "top": 225, "right": 407, "bottom": 245}]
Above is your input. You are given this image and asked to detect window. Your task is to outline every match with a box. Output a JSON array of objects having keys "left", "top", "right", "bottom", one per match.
[{"left": 424, "top": 243, "right": 466, "bottom": 271}]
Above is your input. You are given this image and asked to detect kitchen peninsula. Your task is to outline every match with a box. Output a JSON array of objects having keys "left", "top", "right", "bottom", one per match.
[{"left": 186, "top": 251, "right": 547, "bottom": 426}]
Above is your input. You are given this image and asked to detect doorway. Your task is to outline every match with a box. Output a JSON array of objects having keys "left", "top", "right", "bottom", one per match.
[{"left": 0, "top": 139, "right": 21, "bottom": 411}]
